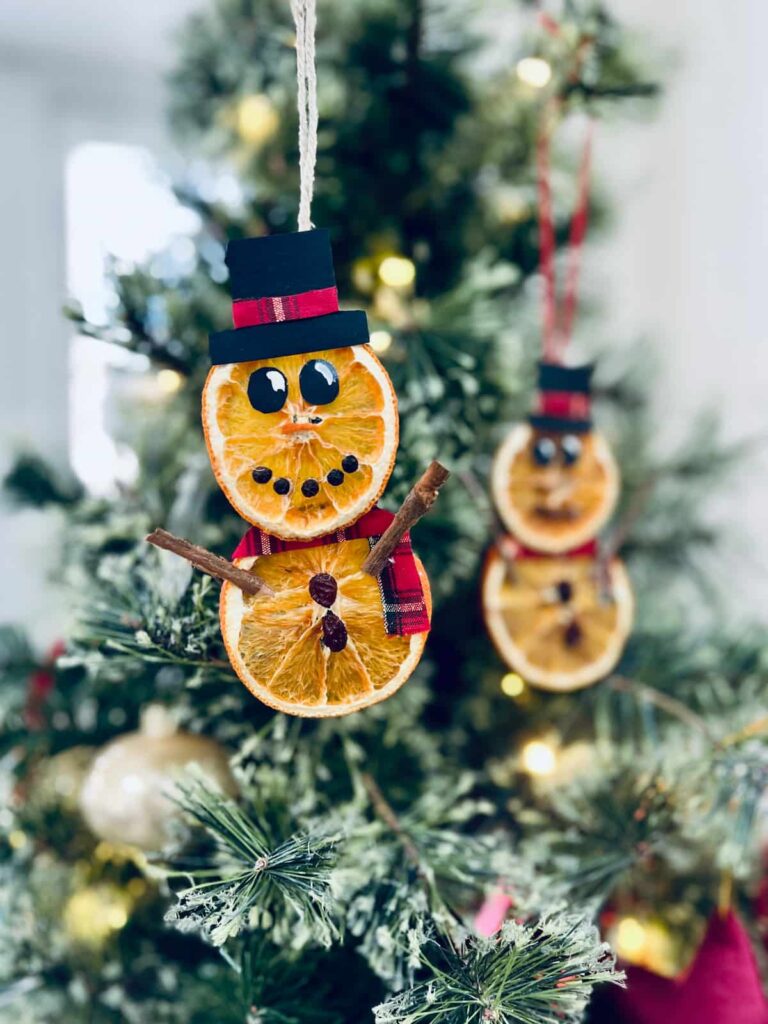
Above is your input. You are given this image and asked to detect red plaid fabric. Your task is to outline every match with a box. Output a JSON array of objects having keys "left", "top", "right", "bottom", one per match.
[
  {"left": 232, "top": 507, "right": 429, "bottom": 636},
  {"left": 500, "top": 537, "right": 598, "bottom": 561},
  {"left": 232, "top": 285, "right": 339, "bottom": 327}
]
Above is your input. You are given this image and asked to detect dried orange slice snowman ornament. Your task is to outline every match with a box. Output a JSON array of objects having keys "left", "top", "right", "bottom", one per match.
[
  {"left": 146, "top": 0, "right": 444, "bottom": 717},
  {"left": 148, "top": 230, "right": 446, "bottom": 718},
  {"left": 482, "top": 362, "right": 633, "bottom": 692}
]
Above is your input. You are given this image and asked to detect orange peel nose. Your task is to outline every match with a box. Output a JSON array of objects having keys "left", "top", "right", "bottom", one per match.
[{"left": 281, "top": 421, "right": 320, "bottom": 435}]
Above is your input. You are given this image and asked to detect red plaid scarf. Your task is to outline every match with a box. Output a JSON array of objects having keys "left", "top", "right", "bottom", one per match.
[
  {"left": 499, "top": 537, "right": 598, "bottom": 560},
  {"left": 232, "top": 507, "right": 429, "bottom": 636}
]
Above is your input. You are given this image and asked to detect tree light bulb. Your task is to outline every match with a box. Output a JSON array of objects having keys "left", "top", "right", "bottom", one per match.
[
  {"left": 516, "top": 57, "right": 552, "bottom": 89},
  {"left": 157, "top": 369, "right": 182, "bottom": 394},
  {"left": 64, "top": 885, "right": 132, "bottom": 947},
  {"left": 370, "top": 330, "right": 393, "bottom": 354},
  {"left": 615, "top": 916, "right": 648, "bottom": 959},
  {"left": 237, "top": 94, "right": 280, "bottom": 146},
  {"left": 8, "top": 829, "right": 27, "bottom": 850},
  {"left": 378, "top": 255, "right": 416, "bottom": 289},
  {"left": 521, "top": 739, "right": 556, "bottom": 776},
  {"left": 500, "top": 672, "right": 525, "bottom": 697}
]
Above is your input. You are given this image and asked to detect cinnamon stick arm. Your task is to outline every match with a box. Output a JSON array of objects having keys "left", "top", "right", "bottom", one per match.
[
  {"left": 362, "top": 460, "right": 450, "bottom": 578},
  {"left": 146, "top": 528, "right": 273, "bottom": 597}
]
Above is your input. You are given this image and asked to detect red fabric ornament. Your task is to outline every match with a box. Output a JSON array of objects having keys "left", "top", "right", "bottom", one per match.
[
  {"left": 25, "top": 639, "right": 65, "bottom": 730},
  {"left": 755, "top": 865, "right": 768, "bottom": 954},
  {"left": 592, "top": 912, "right": 768, "bottom": 1024}
]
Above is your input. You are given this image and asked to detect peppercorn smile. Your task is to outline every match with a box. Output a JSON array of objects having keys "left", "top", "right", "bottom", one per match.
[{"left": 248, "top": 455, "right": 361, "bottom": 500}]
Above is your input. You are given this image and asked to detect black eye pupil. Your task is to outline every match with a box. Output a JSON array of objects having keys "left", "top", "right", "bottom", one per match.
[
  {"left": 561, "top": 434, "right": 582, "bottom": 466},
  {"left": 532, "top": 437, "right": 557, "bottom": 466},
  {"left": 299, "top": 359, "right": 339, "bottom": 406},
  {"left": 248, "top": 367, "right": 288, "bottom": 413}
]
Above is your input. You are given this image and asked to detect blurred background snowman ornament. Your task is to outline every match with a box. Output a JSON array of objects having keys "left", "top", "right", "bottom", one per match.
[{"left": 482, "top": 106, "right": 633, "bottom": 693}]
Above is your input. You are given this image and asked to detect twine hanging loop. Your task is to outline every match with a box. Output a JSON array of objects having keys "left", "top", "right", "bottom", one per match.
[{"left": 290, "top": 0, "right": 318, "bottom": 231}]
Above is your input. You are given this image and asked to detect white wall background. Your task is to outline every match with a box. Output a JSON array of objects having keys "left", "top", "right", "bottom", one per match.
[
  {"left": 0, "top": 0, "right": 201, "bottom": 642},
  {"left": 595, "top": 0, "right": 768, "bottom": 604},
  {"left": 1, "top": 0, "right": 766, "bottom": 644}
]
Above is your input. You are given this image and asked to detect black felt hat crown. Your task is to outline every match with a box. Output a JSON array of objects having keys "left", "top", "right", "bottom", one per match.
[
  {"left": 529, "top": 361, "right": 594, "bottom": 434},
  {"left": 209, "top": 229, "right": 369, "bottom": 365}
]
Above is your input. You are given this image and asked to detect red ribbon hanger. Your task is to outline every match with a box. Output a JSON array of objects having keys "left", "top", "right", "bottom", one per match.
[
  {"left": 537, "top": 110, "right": 595, "bottom": 365},
  {"left": 534, "top": 5, "right": 596, "bottom": 364}
]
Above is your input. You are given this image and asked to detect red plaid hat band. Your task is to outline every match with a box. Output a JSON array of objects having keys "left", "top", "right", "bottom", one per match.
[
  {"left": 536, "top": 389, "right": 591, "bottom": 421},
  {"left": 232, "top": 285, "right": 339, "bottom": 328}
]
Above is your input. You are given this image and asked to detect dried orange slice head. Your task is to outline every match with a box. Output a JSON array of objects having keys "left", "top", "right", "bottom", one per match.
[
  {"left": 220, "top": 538, "right": 430, "bottom": 717},
  {"left": 203, "top": 345, "right": 398, "bottom": 540},
  {"left": 482, "top": 549, "right": 633, "bottom": 692},
  {"left": 491, "top": 424, "right": 619, "bottom": 554}
]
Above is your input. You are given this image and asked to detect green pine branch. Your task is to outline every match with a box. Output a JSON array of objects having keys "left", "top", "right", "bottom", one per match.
[
  {"left": 164, "top": 780, "right": 340, "bottom": 949},
  {"left": 373, "top": 913, "right": 621, "bottom": 1024}
]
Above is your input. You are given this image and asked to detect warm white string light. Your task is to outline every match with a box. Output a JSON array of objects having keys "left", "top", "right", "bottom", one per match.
[{"left": 290, "top": 0, "right": 318, "bottom": 231}]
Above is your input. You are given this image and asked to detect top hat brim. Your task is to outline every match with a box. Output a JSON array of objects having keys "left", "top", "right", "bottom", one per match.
[
  {"left": 209, "top": 310, "right": 369, "bottom": 365},
  {"left": 529, "top": 414, "right": 592, "bottom": 434}
]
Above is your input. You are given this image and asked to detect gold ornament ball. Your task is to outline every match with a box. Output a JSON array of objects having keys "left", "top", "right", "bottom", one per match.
[
  {"left": 30, "top": 745, "right": 96, "bottom": 813},
  {"left": 80, "top": 710, "right": 236, "bottom": 851}
]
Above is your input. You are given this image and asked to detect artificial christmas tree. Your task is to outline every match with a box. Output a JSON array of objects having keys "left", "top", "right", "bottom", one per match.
[{"left": 1, "top": 1, "right": 766, "bottom": 1022}]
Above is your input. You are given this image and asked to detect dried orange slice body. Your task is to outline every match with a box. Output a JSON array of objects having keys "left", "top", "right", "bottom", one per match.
[
  {"left": 491, "top": 424, "right": 619, "bottom": 554},
  {"left": 203, "top": 345, "right": 398, "bottom": 540},
  {"left": 482, "top": 548, "right": 633, "bottom": 692},
  {"left": 220, "top": 538, "right": 430, "bottom": 717}
]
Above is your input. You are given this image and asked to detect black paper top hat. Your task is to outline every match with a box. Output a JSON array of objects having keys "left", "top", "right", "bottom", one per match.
[
  {"left": 209, "top": 229, "right": 369, "bottom": 365},
  {"left": 529, "top": 361, "right": 594, "bottom": 433}
]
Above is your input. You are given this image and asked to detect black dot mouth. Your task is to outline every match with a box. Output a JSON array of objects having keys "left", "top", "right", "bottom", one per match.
[
  {"left": 563, "top": 619, "right": 583, "bottom": 647},
  {"left": 533, "top": 504, "right": 582, "bottom": 521},
  {"left": 252, "top": 466, "right": 273, "bottom": 484},
  {"left": 252, "top": 455, "right": 361, "bottom": 500}
]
